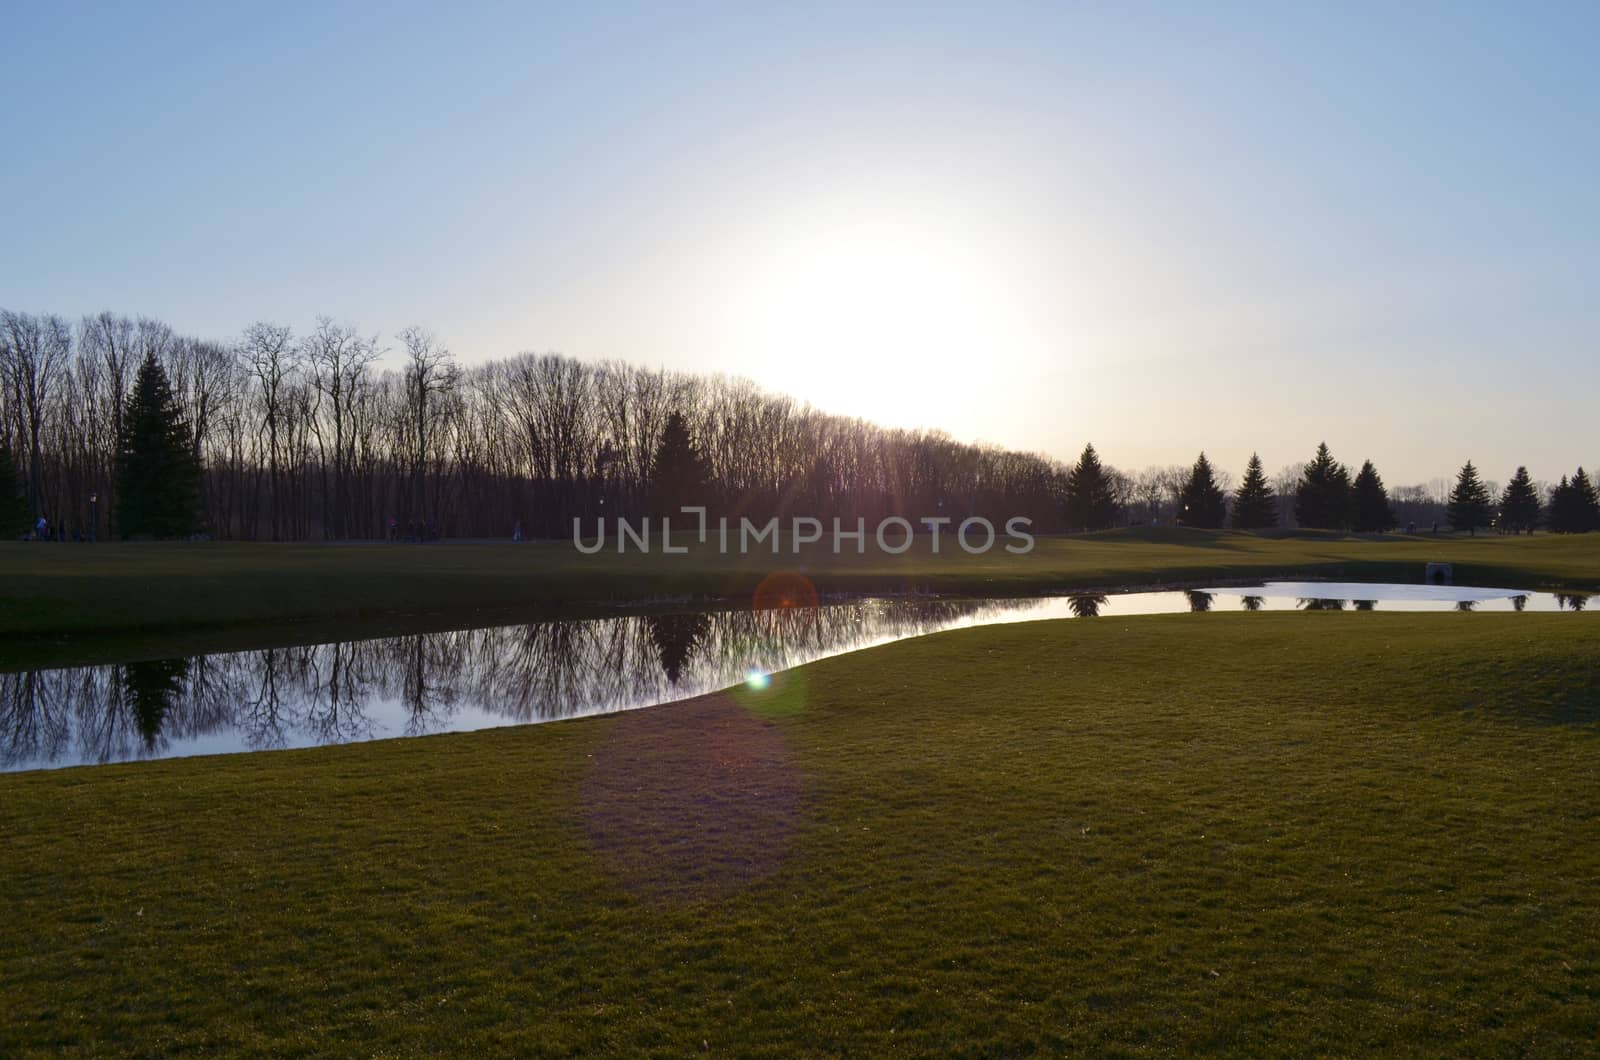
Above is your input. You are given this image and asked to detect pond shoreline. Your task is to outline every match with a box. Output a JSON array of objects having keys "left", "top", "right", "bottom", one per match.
[{"left": 5, "top": 567, "right": 1596, "bottom": 674}]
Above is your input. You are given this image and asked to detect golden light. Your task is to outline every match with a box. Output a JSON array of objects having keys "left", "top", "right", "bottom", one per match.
[{"left": 728, "top": 214, "right": 1037, "bottom": 427}]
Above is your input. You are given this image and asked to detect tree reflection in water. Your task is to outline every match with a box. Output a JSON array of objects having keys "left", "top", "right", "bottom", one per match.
[
  {"left": 1068, "top": 595, "right": 1107, "bottom": 618},
  {"left": 1, "top": 598, "right": 999, "bottom": 770},
  {"left": 123, "top": 659, "right": 190, "bottom": 750},
  {"left": 4, "top": 590, "right": 1591, "bottom": 772},
  {"left": 647, "top": 613, "right": 713, "bottom": 685},
  {"left": 1186, "top": 591, "right": 1214, "bottom": 613}
]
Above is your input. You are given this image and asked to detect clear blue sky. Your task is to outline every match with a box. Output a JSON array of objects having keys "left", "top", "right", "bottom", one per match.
[{"left": 4, "top": 1, "right": 1596, "bottom": 485}]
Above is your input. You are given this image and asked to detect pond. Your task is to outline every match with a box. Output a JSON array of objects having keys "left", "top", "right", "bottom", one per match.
[{"left": 2, "top": 582, "right": 1591, "bottom": 772}]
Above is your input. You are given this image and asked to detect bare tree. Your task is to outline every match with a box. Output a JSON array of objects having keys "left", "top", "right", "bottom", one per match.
[
  {"left": 240, "top": 322, "right": 297, "bottom": 539},
  {"left": 1, "top": 310, "right": 72, "bottom": 520},
  {"left": 398, "top": 326, "right": 457, "bottom": 530}
]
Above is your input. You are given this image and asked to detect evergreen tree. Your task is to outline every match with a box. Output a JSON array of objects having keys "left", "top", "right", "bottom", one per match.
[
  {"left": 113, "top": 353, "right": 201, "bottom": 539},
  {"left": 1064, "top": 443, "right": 1118, "bottom": 531},
  {"left": 1177, "top": 452, "right": 1227, "bottom": 528},
  {"left": 1351, "top": 459, "right": 1396, "bottom": 532},
  {"left": 0, "top": 440, "right": 29, "bottom": 538},
  {"left": 648, "top": 410, "right": 711, "bottom": 519},
  {"left": 1230, "top": 453, "right": 1277, "bottom": 530},
  {"left": 1547, "top": 475, "right": 1574, "bottom": 533},
  {"left": 1294, "top": 442, "right": 1352, "bottom": 530},
  {"left": 1498, "top": 466, "right": 1542, "bottom": 534},
  {"left": 1446, "top": 460, "right": 1492, "bottom": 535},
  {"left": 1571, "top": 468, "right": 1600, "bottom": 533}
]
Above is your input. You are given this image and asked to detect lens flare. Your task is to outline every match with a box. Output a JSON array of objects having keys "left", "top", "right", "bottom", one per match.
[{"left": 745, "top": 669, "right": 771, "bottom": 690}]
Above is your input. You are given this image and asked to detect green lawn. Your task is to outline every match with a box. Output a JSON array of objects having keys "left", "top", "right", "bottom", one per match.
[
  {"left": 4, "top": 529, "right": 1598, "bottom": 666},
  {"left": 3, "top": 613, "right": 1597, "bottom": 1054}
]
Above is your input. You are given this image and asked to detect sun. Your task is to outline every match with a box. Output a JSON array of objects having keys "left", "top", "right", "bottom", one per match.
[{"left": 728, "top": 215, "right": 1033, "bottom": 428}]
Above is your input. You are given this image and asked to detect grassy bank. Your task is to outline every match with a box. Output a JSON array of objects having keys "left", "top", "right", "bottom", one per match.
[
  {"left": 3, "top": 613, "right": 1598, "bottom": 1054},
  {"left": 4, "top": 529, "right": 1598, "bottom": 654}
]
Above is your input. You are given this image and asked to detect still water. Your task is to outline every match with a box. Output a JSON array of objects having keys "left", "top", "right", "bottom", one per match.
[{"left": 3, "top": 583, "right": 1591, "bottom": 773}]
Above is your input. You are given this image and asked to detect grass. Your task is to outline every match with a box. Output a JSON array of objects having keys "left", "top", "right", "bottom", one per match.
[
  {"left": 3, "top": 612, "right": 1598, "bottom": 1054},
  {"left": 4, "top": 528, "right": 1599, "bottom": 666}
]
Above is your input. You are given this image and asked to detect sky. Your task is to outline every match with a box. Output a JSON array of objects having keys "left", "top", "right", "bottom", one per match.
[{"left": 3, "top": 1, "right": 1597, "bottom": 485}]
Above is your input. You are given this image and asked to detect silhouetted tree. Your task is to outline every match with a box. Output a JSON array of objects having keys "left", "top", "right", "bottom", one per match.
[
  {"left": 1498, "top": 466, "right": 1541, "bottom": 534},
  {"left": 1294, "top": 443, "right": 1352, "bottom": 530},
  {"left": 1550, "top": 469, "right": 1600, "bottom": 533},
  {"left": 1351, "top": 460, "right": 1396, "bottom": 532},
  {"left": 1064, "top": 443, "right": 1118, "bottom": 531},
  {"left": 649, "top": 410, "right": 711, "bottom": 519},
  {"left": 1446, "top": 460, "right": 1492, "bottom": 535},
  {"left": 1186, "top": 590, "right": 1214, "bottom": 612},
  {"left": 0, "top": 441, "right": 28, "bottom": 537},
  {"left": 1573, "top": 469, "right": 1600, "bottom": 532},
  {"left": 1548, "top": 476, "right": 1573, "bottom": 532},
  {"left": 1230, "top": 453, "right": 1277, "bottom": 530},
  {"left": 113, "top": 353, "right": 200, "bottom": 538},
  {"left": 1177, "top": 452, "right": 1227, "bottom": 528}
]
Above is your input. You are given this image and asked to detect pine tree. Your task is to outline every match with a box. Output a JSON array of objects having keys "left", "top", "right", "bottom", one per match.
[
  {"left": 1571, "top": 468, "right": 1600, "bottom": 533},
  {"left": 1064, "top": 443, "right": 1118, "bottom": 531},
  {"left": 0, "top": 440, "right": 29, "bottom": 538},
  {"left": 1446, "top": 460, "right": 1492, "bottom": 535},
  {"left": 1351, "top": 460, "right": 1396, "bottom": 532},
  {"left": 1230, "top": 453, "right": 1277, "bottom": 530},
  {"left": 1548, "top": 475, "right": 1574, "bottom": 533},
  {"left": 1294, "top": 442, "right": 1352, "bottom": 530},
  {"left": 113, "top": 353, "right": 201, "bottom": 539},
  {"left": 648, "top": 410, "right": 711, "bottom": 519},
  {"left": 1498, "top": 466, "right": 1541, "bottom": 534},
  {"left": 1177, "top": 452, "right": 1227, "bottom": 528}
]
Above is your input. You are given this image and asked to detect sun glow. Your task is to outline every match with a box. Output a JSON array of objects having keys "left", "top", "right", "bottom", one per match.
[{"left": 728, "top": 216, "right": 1039, "bottom": 429}]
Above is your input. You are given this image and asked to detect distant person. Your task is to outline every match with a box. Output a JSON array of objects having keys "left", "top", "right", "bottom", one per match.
[
  {"left": 34, "top": 516, "right": 47, "bottom": 541},
  {"left": 512, "top": 520, "right": 523, "bottom": 543},
  {"left": 1431, "top": 520, "right": 1438, "bottom": 534},
  {"left": 388, "top": 516, "right": 398, "bottom": 542}
]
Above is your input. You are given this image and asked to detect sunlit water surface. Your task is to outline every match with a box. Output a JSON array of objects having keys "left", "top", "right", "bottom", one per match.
[{"left": 3, "top": 583, "right": 1591, "bottom": 772}]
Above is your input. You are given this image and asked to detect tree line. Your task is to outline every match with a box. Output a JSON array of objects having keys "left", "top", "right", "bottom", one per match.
[{"left": 2, "top": 307, "right": 1596, "bottom": 539}]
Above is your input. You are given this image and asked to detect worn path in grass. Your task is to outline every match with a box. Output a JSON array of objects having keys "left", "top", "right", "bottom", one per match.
[
  {"left": 4, "top": 529, "right": 1599, "bottom": 667},
  {"left": 3, "top": 613, "right": 1598, "bottom": 1054}
]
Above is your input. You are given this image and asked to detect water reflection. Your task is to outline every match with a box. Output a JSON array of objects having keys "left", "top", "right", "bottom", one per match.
[
  {"left": 124, "top": 659, "right": 189, "bottom": 749},
  {"left": 4, "top": 584, "right": 1592, "bottom": 772},
  {"left": 1069, "top": 594, "right": 1107, "bottom": 618},
  {"left": 647, "top": 613, "right": 712, "bottom": 685},
  {"left": 1, "top": 599, "right": 999, "bottom": 772}
]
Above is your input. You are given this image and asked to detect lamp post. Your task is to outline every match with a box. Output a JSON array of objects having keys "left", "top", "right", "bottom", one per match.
[{"left": 89, "top": 492, "right": 97, "bottom": 542}]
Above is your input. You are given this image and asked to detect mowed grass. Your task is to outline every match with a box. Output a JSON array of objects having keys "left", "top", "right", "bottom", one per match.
[
  {"left": 4, "top": 528, "right": 1599, "bottom": 654},
  {"left": 3, "top": 613, "right": 1598, "bottom": 1055}
]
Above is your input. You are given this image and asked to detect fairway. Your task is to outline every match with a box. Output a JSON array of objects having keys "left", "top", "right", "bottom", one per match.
[
  {"left": 4, "top": 530, "right": 1599, "bottom": 669},
  {"left": 3, "top": 613, "right": 1597, "bottom": 1054}
]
